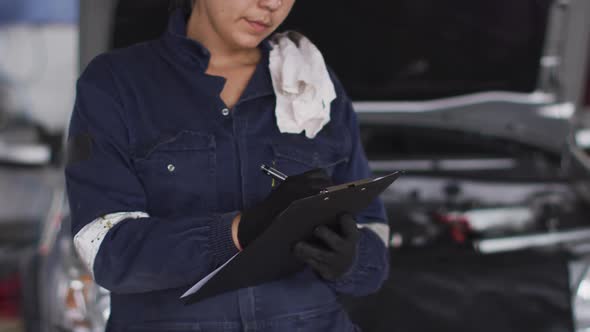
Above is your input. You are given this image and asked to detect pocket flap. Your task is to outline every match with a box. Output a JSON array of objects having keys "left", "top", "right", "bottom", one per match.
[
  {"left": 145, "top": 131, "right": 215, "bottom": 158},
  {"left": 271, "top": 142, "right": 348, "bottom": 168}
]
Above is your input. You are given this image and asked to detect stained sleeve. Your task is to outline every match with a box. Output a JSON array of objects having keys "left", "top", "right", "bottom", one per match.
[{"left": 65, "top": 55, "right": 239, "bottom": 294}]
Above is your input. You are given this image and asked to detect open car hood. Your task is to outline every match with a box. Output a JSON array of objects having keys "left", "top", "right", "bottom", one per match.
[{"left": 354, "top": 92, "right": 573, "bottom": 155}]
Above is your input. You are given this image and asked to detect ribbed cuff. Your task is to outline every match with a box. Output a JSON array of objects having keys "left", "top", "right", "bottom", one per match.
[
  {"left": 209, "top": 211, "right": 241, "bottom": 267},
  {"left": 327, "top": 236, "right": 366, "bottom": 288},
  {"left": 325, "top": 228, "right": 389, "bottom": 295}
]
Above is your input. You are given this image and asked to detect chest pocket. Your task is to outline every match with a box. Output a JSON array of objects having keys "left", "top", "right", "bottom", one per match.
[
  {"left": 132, "top": 131, "right": 216, "bottom": 217},
  {"left": 269, "top": 133, "right": 350, "bottom": 178}
]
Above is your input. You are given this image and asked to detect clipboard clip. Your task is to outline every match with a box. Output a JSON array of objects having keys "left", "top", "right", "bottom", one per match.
[{"left": 320, "top": 177, "right": 376, "bottom": 194}]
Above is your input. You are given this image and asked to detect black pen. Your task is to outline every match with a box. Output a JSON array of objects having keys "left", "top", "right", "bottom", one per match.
[{"left": 260, "top": 164, "right": 288, "bottom": 182}]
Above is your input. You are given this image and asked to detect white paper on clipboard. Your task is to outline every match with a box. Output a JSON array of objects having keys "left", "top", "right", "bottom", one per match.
[{"left": 180, "top": 252, "right": 240, "bottom": 299}]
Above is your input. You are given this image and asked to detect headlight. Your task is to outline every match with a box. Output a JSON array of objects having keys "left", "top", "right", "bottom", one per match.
[
  {"left": 60, "top": 269, "right": 110, "bottom": 332},
  {"left": 573, "top": 262, "right": 590, "bottom": 331},
  {"left": 52, "top": 236, "right": 110, "bottom": 332}
]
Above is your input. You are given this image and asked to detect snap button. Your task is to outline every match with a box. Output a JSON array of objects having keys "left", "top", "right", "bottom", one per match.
[
  {"left": 221, "top": 108, "right": 230, "bottom": 116},
  {"left": 167, "top": 164, "right": 175, "bottom": 172}
]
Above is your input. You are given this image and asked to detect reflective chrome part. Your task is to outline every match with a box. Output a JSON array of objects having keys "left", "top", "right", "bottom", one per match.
[
  {"left": 575, "top": 129, "right": 590, "bottom": 149},
  {"left": 447, "top": 207, "right": 534, "bottom": 233},
  {"left": 437, "top": 159, "right": 516, "bottom": 171},
  {"left": 537, "top": 103, "right": 575, "bottom": 119},
  {"left": 571, "top": 258, "right": 590, "bottom": 332},
  {"left": 353, "top": 91, "right": 555, "bottom": 113},
  {"left": 0, "top": 140, "right": 51, "bottom": 165},
  {"left": 538, "top": 0, "right": 590, "bottom": 106},
  {"left": 369, "top": 160, "right": 434, "bottom": 172},
  {"left": 369, "top": 158, "right": 518, "bottom": 172},
  {"left": 475, "top": 228, "right": 590, "bottom": 254},
  {"left": 39, "top": 189, "right": 66, "bottom": 256},
  {"left": 45, "top": 228, "right": 110, "bottom": 332},
  {"left": 554, "top": 0, "right": 590, "bottom": 106},
  {"left": 568, "top": 132, "right": 590, "bottom": 172},
  {"left": 537, "top": 0, "right": 570, "bottom": 98}
]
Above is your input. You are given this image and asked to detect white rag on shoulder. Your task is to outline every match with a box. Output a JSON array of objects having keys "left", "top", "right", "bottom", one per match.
[{"left": 268, "top": 31, "right": 337, "bottom": 139}]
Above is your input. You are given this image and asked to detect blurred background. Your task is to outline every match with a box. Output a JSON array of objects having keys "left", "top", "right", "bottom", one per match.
[
  {"left": 0, "top": 0, "right": 77, "bottom": 331},
  {"left": 1, "top": 0, "right": 590, "bottom": 331}
]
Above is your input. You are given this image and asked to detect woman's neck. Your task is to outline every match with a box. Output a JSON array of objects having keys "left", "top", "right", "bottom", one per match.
[{"left": 186, "top": 10, "right": 261, "bottom": 70}]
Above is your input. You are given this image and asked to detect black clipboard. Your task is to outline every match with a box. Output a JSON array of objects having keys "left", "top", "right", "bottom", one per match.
[{"left": 182, "top": 171, "right": 402, "bottom": 304}]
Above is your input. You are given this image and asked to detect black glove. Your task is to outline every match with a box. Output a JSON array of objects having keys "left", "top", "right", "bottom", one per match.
[
  {"left": 238, "top": 168, "right": 333, "bottom": 248},
  {"left": 293, "top": 214, "right": 360, "bottom": 281}
]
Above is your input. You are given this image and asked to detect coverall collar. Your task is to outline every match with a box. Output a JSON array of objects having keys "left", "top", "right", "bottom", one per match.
[{"left": 164, "top": 9, "right": 273, "bottom": 73}]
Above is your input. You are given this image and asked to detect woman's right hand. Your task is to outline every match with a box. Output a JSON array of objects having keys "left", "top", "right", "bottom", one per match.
[
  {"left": 236, "top": 168, "right": 333, "bottom": 249},
  {"left": 231, "top": 213, "right": 243, "bottom": 251}
]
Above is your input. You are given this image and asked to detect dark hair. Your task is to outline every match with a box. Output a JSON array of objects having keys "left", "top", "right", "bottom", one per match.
[{"left": 170, "top": 0, "right": 194, "bottom": 11}]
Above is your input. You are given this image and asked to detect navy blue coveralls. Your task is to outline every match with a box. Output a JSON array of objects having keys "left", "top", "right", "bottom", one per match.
[{"left": 65, "top": 10, "right": 389, "bottom": 332}]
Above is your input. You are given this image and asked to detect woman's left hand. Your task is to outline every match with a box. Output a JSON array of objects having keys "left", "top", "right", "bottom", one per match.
[{"left": 293, "top": 214, "right": 360, "bottom": 281}]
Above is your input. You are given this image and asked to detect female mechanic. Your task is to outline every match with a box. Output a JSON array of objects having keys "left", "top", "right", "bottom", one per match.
[{"left": 65, "top": 0, "right": 390, "bottom": 330}]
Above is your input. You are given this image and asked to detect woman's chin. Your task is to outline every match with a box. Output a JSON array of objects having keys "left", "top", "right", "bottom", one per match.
[{"left": 232, "top": 32, "right": 267, "bottom": 50}]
